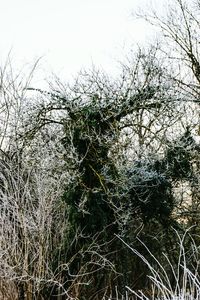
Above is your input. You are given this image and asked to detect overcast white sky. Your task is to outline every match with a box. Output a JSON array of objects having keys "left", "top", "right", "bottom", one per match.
[{"left": 0, "top": 0, "right": 164, "bottom": 82}]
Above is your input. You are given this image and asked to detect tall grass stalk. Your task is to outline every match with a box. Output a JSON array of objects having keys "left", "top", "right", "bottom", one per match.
[{"left": 116, "top": 228, "right": 200, "bottom": 300}]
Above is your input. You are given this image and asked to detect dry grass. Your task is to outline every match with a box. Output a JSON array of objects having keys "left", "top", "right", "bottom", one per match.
[
  {"left": 0, "top": 279, "right": 18, "bottom": 300},
  {"left": 117, "top": 227, "right": 200, "bottom": 300}
]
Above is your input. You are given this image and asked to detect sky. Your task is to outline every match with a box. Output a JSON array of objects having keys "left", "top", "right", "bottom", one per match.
[{"left": 0, "top": 0, "right": 164, "bottom": 83}]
